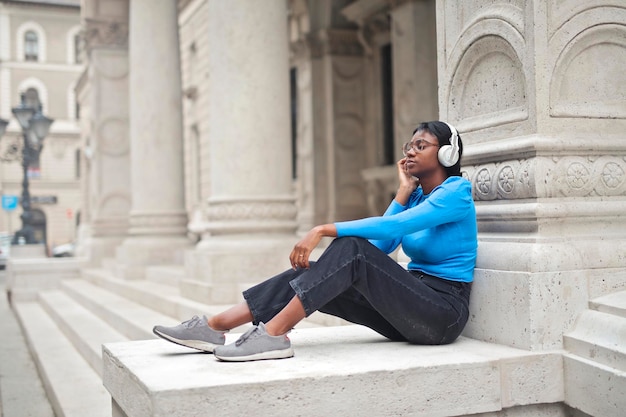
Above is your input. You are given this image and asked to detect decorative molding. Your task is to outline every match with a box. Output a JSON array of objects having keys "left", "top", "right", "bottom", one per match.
[
  {"left": 309, "top": 29, "right": 363, "bottom": 58},
  {"left": 66, "top": 24, "right": 82, "bottom": 64},
  {"left": 97, "top": 192, "right": 131, "bottom": 217},
  {"left": 207, "top": 198, "right": 297, "bottom": 222},
  {"left": 550, "top": 23, "right": 626, "bottom": 119},
  {"left": 448, "top": 34, "right": 527, "bottom": 131},
  {"left": 464, "top": 155, "right": 626, "bottom": 200},
  {"left": 128, "top": 210, "right": 188, "bottom": 236},
  {"left": 83, "top": 17, "right": 129, "bottom": 51}
]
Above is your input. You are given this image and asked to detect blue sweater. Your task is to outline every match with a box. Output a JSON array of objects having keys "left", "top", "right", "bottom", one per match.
[{"left": 334, "top": 176, "right": 477, "bottom": 282}]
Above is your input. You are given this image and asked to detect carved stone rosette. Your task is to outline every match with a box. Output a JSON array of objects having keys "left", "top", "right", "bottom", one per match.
[
  {"left": 83, "top": 18, "right": 129, "bottom": 51},
  {"left": 464, "top": 156, "right": 626, "bottom": 201}
]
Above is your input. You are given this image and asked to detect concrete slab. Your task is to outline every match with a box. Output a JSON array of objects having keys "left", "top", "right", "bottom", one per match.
[{"left": 104, "top": 326, "right": 563, "bottom": 417}]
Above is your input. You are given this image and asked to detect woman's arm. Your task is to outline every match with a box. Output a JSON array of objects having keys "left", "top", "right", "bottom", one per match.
[
  {"left": 290, "top": 224, "right": 337, "bottom": 269},
  {"left": 395, "top": 157, "right": 419, "bottom": 206}
]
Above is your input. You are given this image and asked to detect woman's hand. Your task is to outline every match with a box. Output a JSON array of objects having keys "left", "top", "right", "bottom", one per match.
[
  {"left": 395, "top": 157, "right": 419, "bottom": 205},
  {"left": 290, "top": 224, "right": 336, "bottom": 269}
]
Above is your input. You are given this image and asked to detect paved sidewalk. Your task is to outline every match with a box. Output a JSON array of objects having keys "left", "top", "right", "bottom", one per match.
[{"left": 0, "top": 272, "right": 55, "bottom": 417}]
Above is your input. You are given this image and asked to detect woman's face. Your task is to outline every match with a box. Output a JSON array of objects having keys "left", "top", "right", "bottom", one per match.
[{"left": 404, "top": 130, "right": 442, "bottom": 177}]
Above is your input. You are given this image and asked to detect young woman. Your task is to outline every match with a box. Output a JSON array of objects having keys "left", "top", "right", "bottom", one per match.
[{"left": 153, "top": 121, "right": 477, "bottom": 361}]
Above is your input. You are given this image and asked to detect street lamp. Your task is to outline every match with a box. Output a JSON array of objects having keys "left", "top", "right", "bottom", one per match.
[{"left": 0, "top": 93, "right": 54, "bottom": 244}]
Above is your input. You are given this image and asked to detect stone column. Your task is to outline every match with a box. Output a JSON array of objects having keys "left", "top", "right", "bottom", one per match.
[
  {"left": 390, "top": 0, "right": 438, "bottom": 148},
  {"left": 116, "top": 0, "right": 190, "bottom": 279},
  {"left": 75, "top": 0, "right": 131, "bottom": 266},
  {"left": 183, "top": 0, "right": 298, "bottom": 303},
  {"left": 437, "top": 1, "right": 626, "bottom": 350}
]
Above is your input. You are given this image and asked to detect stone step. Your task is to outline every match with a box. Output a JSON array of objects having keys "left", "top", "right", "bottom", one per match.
[
  {"left": 39, "top": 289, "right": 128, "bottom": 377},
  {"left": 61, "top": 278, "right": 178, "bottom": 340},
  {"left": 81, "top": 268, "right": 231, "bottom": 321},
  {"left": 80, "top": 269, "right": 324, "bottom": 332},
  {"left": 145, "top": 264, "right": 185, "bottom": 286},
  {"left": 590, "top": 290, "right": 626, "bottom": 318},
  {"left": 13, "top": 301, "right": 111, "bottom": 417},
  {"left": 0, "top": 281, "right": 55, "bottom": 417},
  {"left": 104, "top": 326, "right": 563, "bottom": 417},
  {"left": 563, "top": 309, "right": 626, "bottom": 371},
  {"left": 564, "top": 353, "right": 626, "bottom": 417}
]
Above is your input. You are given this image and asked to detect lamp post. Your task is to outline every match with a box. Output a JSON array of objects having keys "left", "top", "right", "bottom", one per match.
[{"left": 0, "top": 93, "right": 54, "bottom": 244}]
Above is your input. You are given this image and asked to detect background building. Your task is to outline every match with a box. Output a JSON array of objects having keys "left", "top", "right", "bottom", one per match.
[{"left": 0, "top": 0, "right": 83, "bottom": 251}]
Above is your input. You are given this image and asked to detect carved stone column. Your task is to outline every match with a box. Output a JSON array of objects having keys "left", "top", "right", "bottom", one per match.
[
  {"left": 182, "top": 0, "right": 298, "bottom": 303},
  {"left": 116, "top": 0, "right": 190, "bottom": 279},
  {"left": 437, "top": 1, "right": 626, "bottom": 350},
  {"left": 75, "top": 0, "right": 131, "bottom": 265}
]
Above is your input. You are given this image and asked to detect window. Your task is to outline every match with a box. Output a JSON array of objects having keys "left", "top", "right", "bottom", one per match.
[
  {"left": 24, "top": 31, "right": 39, "bottom": 61},
  {"left": 24, "top": 88, "right": 41, "bottom": 109}
]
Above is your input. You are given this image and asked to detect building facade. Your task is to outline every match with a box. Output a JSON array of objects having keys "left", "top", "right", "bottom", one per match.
[{"left": 0, "top": 0, "right": 83, "bottom": 250}]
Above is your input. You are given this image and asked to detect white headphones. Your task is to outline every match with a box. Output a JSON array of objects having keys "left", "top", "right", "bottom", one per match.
[{"left": 438, "top": 122, "right": 460, "bottom": 167}]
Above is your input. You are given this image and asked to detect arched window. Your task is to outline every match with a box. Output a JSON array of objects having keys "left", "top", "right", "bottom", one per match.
[
  {"left": 66, "top": 25, "right": 82, "bottom": 64},
  {"left": 24, "top": 87, "right": 41, "bottom": 109},
  {"left": 24, "top": 30, "right": 39, "bottom": 61}
]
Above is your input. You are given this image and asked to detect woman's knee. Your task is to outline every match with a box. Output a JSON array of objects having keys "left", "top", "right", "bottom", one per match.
[{"left": 330, "top": 236, "right": 371, "bottom": 254}]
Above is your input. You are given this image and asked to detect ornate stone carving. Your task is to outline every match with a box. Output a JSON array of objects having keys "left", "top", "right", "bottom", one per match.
[
  {"left": 554, "top": 156, "right": 626, "bottom": 197},
  {"left": 448, "top": 35, "right": 528, "bottom": 131},
  {"left": 84, "top": 18, "right": 129, "bottom": 50},
  {"left": 550, "top": 23, "right": 626, "bottom": 119},
  {"left": 207, "top": 199, "right": 297, "bottom": 222},
  {"left": 466, "top": 156, "right": 626, "bottom": 200}
]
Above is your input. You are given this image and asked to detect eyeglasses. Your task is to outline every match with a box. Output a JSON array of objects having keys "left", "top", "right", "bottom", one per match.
[{"left": 402, "top": 139, "right": 440, "bottom": 156}]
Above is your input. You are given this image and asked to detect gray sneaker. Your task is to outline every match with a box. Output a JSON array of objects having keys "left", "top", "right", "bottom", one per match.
[
  {"left": 153, "top": 315, "right": 226, "bottom": 352},
  {"left": 213, "top": 322, "right": 294, "bottom": 362}
]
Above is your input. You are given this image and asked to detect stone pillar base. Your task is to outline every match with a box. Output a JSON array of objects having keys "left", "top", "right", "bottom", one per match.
[
  {"left": 115, "top": 236, "right": 192, "bottom": 280},
  {"left": 183, "top": 235, "right": 296, "bottom": 304},
  {"left": 77, "top": 236, "right": 125, "bottom": 267},
  {"left": 464, "top": 238, "right": 626, "bottom": 350}
]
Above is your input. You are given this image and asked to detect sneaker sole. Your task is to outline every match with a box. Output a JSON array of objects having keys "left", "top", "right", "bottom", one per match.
[
  {"left": 214, "top": 347, "right": 294, "bottom": 362},
  {"left": 153, "top": 327, "right": 220, "bottom": 353}
]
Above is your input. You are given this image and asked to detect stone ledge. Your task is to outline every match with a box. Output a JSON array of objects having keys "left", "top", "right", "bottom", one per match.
[{"left": 103, "top": 326, "right": 563, "bottom": 417}]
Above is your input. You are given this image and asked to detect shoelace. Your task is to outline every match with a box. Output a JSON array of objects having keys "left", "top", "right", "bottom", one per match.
[
  {"left": 183, "top": 315, "right": 201, "bottom": 328},
  {"left": 235, "top": 326, "right": 259, "bottom": 346}
]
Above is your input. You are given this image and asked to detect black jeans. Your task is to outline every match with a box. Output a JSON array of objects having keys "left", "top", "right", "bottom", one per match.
[{"left": 243, "top": 237, "right": 471, "bottom": 345}]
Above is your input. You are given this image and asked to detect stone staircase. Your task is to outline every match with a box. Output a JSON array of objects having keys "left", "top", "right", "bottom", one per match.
[
  {"left": 8, "top": 259, "right": 626, "bottom": 417},
  {"left": 562, "top": 290, "right": 626, "bottom": 417},
  {"left": 8, "top": 264, "right": 339, "bottom": 417}
]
